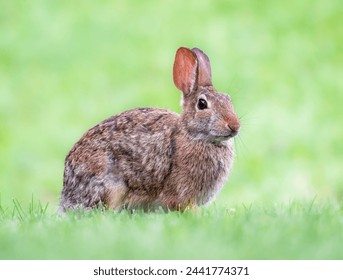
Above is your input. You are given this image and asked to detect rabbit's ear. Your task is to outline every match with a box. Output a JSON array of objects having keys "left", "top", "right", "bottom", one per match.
[
  {"left": 192, "top": 48, "right": 212, "bottom": 87},
  {"left": 173, "top": 47, "right": 198, "bottom": 95}
]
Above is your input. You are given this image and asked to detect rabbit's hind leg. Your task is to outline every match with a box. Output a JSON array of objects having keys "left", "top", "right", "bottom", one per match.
[{"left": 104, "top": 184, "right": 127, "bottom": 210}]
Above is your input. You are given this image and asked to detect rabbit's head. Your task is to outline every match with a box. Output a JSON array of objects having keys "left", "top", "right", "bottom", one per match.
[{"left": 173, "top": 47, "right": 240, "bottom": 143}]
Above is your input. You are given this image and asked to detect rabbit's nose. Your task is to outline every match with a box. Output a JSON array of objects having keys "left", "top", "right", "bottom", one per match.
[
  {"left": 226, "top": 119, "right": 240, "bottom": 137},
  {"left": 228, "top": 127, "right": 239, "bottom": 137}
]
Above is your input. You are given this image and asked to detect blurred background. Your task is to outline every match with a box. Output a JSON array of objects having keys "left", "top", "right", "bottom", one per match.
[{"left": 0, "top": 0, "right": 342, "bottom": 209}]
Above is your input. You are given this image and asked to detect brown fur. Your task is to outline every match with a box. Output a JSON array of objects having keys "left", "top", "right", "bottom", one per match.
[{"left": 59, "top": 47, "right": 240, "bottom": 212}]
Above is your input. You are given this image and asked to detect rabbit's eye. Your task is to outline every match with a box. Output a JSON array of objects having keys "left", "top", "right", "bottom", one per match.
[{"left": 197, "top": 98, "right": 208, "bottom": 110}]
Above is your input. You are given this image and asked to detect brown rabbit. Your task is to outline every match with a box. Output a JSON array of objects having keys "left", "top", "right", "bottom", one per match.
[{"left": 60, "top": 47, "right": 240, "bottom": 212}]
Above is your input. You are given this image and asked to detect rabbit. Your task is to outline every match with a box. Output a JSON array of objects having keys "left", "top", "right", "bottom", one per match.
[{"left": 59, "top": 47, "right": 240, "bottom": 212}]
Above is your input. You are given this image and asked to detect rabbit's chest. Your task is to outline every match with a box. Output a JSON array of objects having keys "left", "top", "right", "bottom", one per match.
[
  {"left": 174, "top": 140, "right": 234, "bottom": 205},
  {"left": 197, "top": 149, "right": 233, "bottom": 204}
]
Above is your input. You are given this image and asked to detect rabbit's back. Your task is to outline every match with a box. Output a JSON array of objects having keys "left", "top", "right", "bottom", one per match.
[{"left": 61, "top": 108, "right": 180, "bottom": 210}]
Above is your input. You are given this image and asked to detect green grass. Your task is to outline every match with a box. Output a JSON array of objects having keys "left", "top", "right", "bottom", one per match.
[
  {"left": 1, "top": 199, "right": 342, "bottom": 259},
  {"left": 1, "top": 0, "right": 342, "bottom": 259}
]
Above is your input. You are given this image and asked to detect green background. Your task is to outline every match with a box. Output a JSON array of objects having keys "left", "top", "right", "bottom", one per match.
[{"left": 0, "top": 0, "right": 342, "bottom": 259}]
